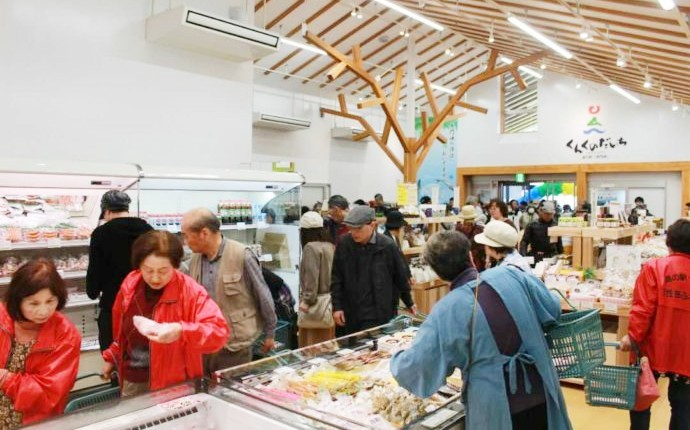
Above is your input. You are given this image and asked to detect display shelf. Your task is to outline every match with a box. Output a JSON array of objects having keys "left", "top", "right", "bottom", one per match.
[
  {"left": 220, "top": 221, "right": 269, "bottom": 231},
  {"left": 581, "top": 224, "right": 656, "bottom": 239},
  {"left": 65, "top": 296, "right": 99, "bottom": 310},
  {"left": 0, "top": 270, "right": 86, "bottom": 285},
  {"left": 0, "top": 239, "right": 90, "bottom": 251},
  {"left": 548, "top": 226, "right": 584, "bottom": 237},
  {"left": 411, "top": 279, "right": 450, "bottom": 314}
]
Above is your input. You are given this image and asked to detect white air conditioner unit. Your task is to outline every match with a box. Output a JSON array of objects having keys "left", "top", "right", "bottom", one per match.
[
  {"left": 146, "top": 6, "right": 279, "bottom": 61},
  {"left": 331, "top": 126, "right": 380, "bottom": 142},
  {"left": 252, "top": 112, "right": 311, "bottom": 131}
]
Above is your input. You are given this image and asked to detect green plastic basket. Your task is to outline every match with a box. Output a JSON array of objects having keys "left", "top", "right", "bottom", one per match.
[
  {"left": 546, "top": 308, "right": 606, "bottom": 378},
  {"left": 253, "top": 320, "right": 291, "bottom": 357},
  {"left": 584, "top": 364, "right": 639, "bottom": 409},
  {"left": 64, "top": 386, "right": 120, "bottom": 413}
]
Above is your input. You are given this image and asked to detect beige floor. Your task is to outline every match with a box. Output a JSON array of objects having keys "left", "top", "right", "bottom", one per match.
[{"left": 563, "top": 377, "right": 671, "bottom": 430}]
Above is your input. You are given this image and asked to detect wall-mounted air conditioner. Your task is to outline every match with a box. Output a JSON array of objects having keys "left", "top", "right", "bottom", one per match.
[
  {"left": 252, "top": 112, "right": 311, "bottom": 131},
  {"left": 331, "top": 126, "right": 380, "bottom": 142},
  {"left": 146, "top": 6, "right": 279, "bottom": 61}
]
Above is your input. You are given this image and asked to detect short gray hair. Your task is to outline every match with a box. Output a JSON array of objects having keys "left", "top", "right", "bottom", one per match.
[
  {"left": 423, "top": 231, "right": 472, "bottom": 281},
  {"left": 185, "top": 208, "right": 220, "bottom": 233}
]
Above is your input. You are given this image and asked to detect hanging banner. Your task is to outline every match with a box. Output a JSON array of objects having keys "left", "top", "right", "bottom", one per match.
[{"left": 416, "top": 117, "right": 458, "bottom": 206}]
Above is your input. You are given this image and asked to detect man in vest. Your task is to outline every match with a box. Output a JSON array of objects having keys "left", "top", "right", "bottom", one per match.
[{"left": 181, "top": 208, "right": 277, "bottom": 374}]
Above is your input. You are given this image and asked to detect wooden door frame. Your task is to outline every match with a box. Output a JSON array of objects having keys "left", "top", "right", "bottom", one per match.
[{"left": 457, "top": 162, "right": 690, "bottom": 217}]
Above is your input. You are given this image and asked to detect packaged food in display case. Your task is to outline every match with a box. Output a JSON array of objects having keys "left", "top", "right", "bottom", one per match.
[{"left": 216, "top": 316, "right": 465, "bottom": 430}]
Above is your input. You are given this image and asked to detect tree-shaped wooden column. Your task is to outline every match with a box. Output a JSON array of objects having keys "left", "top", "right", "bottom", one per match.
[{"left": 305, "top": 32, "right": 548, "bottom": 183}]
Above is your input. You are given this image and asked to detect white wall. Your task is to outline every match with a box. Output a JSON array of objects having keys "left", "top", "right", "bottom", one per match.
[
  {"left": 457, "top": 72, "right": 690, "bottom": 167},
  {"left": 252, "top": 85, "right": 405, "bottom": 204},
  {"left": 1, "top": 0, "right": 254, "bottom": 168}
]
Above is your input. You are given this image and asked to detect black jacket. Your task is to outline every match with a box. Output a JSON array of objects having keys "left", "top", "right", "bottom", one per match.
[
  {"left": 331, "top": 233, "right": 413, "bottom": 332},
  {"left": 86, "top": 217, "right": 153, "bottom": 309},
  {"left": 519, "top": 218, "right": 562, "bottom": 260}
]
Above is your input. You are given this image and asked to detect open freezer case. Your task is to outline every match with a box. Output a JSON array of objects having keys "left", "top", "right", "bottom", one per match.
[
  {"left": 23, "top": 380, "right": 340, "bottom": 430},
  {"left": 216, "top": 316, "right": 466, "bottom": 430}
]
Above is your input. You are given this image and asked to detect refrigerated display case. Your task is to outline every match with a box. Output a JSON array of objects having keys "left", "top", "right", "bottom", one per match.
[
  {"left": 0, "top": 159, "right": 304, "bottom": 388},
  {"left": 216, "top": 316, "right": 465, "bottom": 430}
]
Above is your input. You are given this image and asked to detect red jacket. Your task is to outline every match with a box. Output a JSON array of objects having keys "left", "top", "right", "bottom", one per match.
[
  {"left": 0, "top": 304, "right": 81, "bottom": 425},
  {"left": 629, "top": 253, "right": 690, "bottom": 377},
  {"left": 103, "top": 270, "right": 229, "bottom": 391}
]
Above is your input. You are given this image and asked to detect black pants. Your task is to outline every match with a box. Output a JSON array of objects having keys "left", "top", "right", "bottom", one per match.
[
  {"left": 97, "top": 308, "right": 113, "bottom": 352},
  {"left": 512, "top": 402, "right": 548, "bottom": 430},
  {"left": 630, "top": 377, "right": 690, "bottom": 430}
]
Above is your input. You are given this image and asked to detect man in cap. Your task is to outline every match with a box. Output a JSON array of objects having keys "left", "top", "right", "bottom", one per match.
[
  {"left": 331, "top": 206, "right": 416, "bottom": 336},
  {"left": 519, "top": 201, "right": 563, "bottom": 263},
  {"left": 181, "top": 208, "right": 277, "bottom": 373},
  {"left": 87, "top": 190, "right": 153, "bottom": 351}
]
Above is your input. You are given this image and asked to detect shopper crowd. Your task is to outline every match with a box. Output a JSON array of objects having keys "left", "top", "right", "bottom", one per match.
[{"left": 7, "top": 189, "right": 687, "bottom": 430}]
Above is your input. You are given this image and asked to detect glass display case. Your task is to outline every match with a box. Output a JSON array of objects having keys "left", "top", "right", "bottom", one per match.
[
  {"left": 130, "top": 164, "right": 304, "bottom": 287},
  {"left": 216, "top": 316, "right": 465, "bottom": 430},
  {"left": 0, "top": 159, "right": 304, "bottom": 387}
]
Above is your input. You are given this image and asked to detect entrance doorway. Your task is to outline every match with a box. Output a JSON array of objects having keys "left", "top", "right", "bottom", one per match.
[{"left": 499, "top": 180, "right": 577, "bottom": 213}]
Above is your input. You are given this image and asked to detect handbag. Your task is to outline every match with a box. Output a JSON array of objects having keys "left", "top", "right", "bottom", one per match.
[
  {"left": 633, "top": 356, "right": 660, "bottom": 411},
  {"left": 297, "top": 294, "right": 334, "bottom": 329}
]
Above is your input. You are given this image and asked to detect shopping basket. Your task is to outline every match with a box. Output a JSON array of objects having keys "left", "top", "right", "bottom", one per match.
[
  {"left": 584, "top": 342, "right": 639, "bottom": 410},
  {"left": 545, "top": 289, "right": 606, "bottom": 379},
  {"left": 253, "top": 319, "right": 291, "bottom": 358},
  {"left": 65, "top": 373, "right": 120, "bottom": 413}
]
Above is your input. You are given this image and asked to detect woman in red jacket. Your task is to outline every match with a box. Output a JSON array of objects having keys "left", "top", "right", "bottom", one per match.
[
  {"left": 0, "top": 258, "right": 81, "bottom": 428},
  {"left": 102, "top": 230, "right": 229, "bottom": 396},
  {"left": 622, "top": 218, "right": 690, "bottom": 430}
]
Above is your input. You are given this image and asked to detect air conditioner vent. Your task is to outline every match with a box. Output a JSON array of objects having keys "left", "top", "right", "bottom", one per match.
[
  {"left": 146, "top": 6, "right": 279, "bottom": 61},
  {"left": 252, "top": 112, "right": 311, "bottom": 131}
]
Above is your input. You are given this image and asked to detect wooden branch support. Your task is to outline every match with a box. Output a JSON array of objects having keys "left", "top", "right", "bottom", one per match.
[
  {"left": 327, "top": 62, "right": 347, "bottom": 81},
  {"left": 456, "top": 101, "right": 488, "bottom": 114},
  {"left": 510, "top": 69, "right": 527, "bottom": 91},
  {"left": 307, "top": 30, "right": 549, "bottom": 183}
]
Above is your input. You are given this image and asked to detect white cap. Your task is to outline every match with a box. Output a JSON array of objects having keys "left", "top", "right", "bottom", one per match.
[{"left": 474, "top": 221, "right": 518, "bottom": 248}]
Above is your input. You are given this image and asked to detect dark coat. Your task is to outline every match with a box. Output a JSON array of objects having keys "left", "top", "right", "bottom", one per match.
[{"left": 331, "top": 233, "right": 413, "bottom": 332}]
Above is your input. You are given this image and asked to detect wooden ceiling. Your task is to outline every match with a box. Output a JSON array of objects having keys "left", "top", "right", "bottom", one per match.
[{"left": 254, "top": 0, "right": 690, "bottom": 108}]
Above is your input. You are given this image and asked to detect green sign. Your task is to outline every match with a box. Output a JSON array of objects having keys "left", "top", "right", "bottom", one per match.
[{"left": 515, "top": 173, "right": 525, "bottom": 182}]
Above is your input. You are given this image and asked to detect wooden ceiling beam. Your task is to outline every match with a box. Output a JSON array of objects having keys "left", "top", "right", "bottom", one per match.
[{"left": 265, "top": 0, "right": 305, "bottom": 30}]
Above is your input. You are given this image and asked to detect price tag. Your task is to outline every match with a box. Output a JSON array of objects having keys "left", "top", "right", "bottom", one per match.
[
  {"left": 335, "top": 348, "right": 354, "bottom": 356},
  {"left": 604, "top": 302, "right": 618, "bottom": 313},
  {"left": 571, "top": 300, "right": 582, "bottom": 310},
  {"left": 273, "top": 366, "right": 295, "bottom": 375},
  {"left": 307, "top": 357, "right": 327, "bottom": 365},
  {"left": 580, "top": 299, "right": 595, "bottom": 309},
  {"left": 236, "top": 222, "right": 246, "bottom": 230}
]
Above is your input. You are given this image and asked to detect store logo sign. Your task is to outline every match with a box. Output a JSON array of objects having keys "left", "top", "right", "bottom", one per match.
[{"left": 565, "top": 105, "right": 628, "bottom": 160}]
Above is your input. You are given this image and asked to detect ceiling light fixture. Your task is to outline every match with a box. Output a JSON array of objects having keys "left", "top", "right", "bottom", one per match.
[
  {"left": 281, "top": 38, "right": 326, "bottom": 55},
  {"left": 579, "top": 26, "right": 589, "bottom": 40},
  {"left": 616, "top": 54, "right": 627, "bottom": 68},
  {"left": 609, "top": 84, "right": 641, "bottom": 104},
  {"left": 672, "top": 100, "right": 680, "bottom": 111},
  {"left": 657, "top": 0, "right": 676, "bottom": 10},
  {"left": 575, "top": 77, "right": 582, "bottom": 89},
  {"left": 374, "top": 0, "right": 444, "bottom": 31},
  {"left": 413, "top": 78, "right": 455, "bottom": 95},
  {"left": 643, "top": 77, "right": 652, "bottom": 89},
  {"left": 499, "top": 56, "right": 543, "bottom": 79},
  {"left": 540, "top": 62, "right": 547, "bottom": 70},
  {"left": 488, "top": 21, "right": 495, "bottom": 43},
  {"left": 508, "top": 16, "right": 573, "bottom": 59}
]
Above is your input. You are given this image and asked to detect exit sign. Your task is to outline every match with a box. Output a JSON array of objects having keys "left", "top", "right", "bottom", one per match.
[{"left": 515, "top": 173, "right": 525, "bottom": 182}]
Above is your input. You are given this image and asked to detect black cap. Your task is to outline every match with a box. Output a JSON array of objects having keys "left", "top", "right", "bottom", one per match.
[
  {"left": 100, "top": 190, "right": 131, "bottom": 212},
  {"left": 385, "top": 210, "right": 407, "bottom": 229}
]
